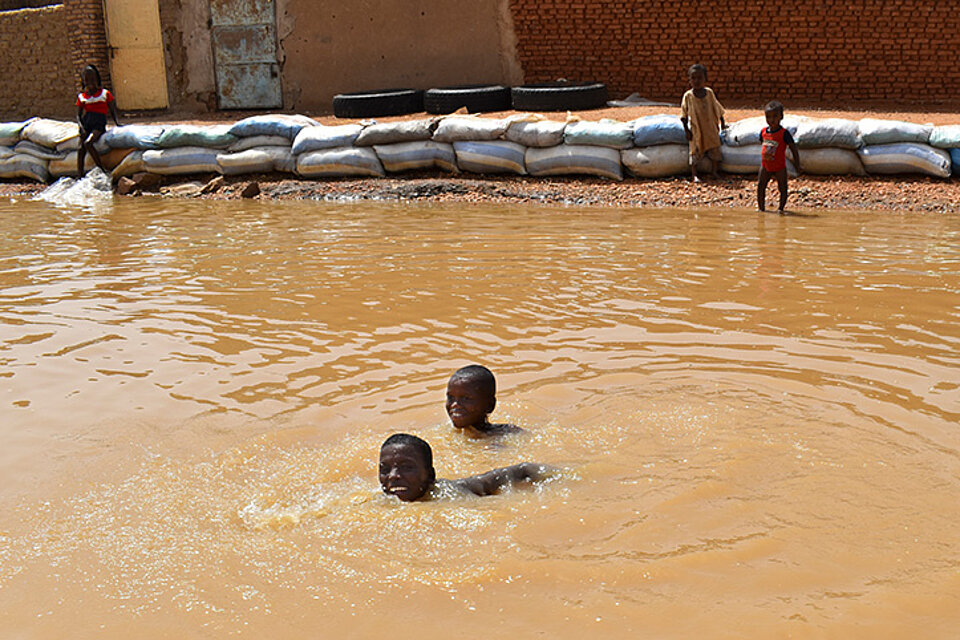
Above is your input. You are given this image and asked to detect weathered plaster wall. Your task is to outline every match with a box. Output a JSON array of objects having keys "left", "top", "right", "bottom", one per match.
[
  {"left": 158, "top": 0, "right": 216, "bottom": 112},
  {"left": 278, "top": 0, "right": 523, "bottom": 112}
]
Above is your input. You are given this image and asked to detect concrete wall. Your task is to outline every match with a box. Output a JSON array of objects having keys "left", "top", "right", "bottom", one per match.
[
  {"left": 278, "top": 0, "right": 522, "bottom": 111},
  {"left": 0, "top": 5, "right": 75, "bottom": 119},
  {"left": 507, "top": 0, "right": 960, "bottom": 105}
]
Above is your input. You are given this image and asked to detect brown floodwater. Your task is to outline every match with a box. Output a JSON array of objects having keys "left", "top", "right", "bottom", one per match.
[{"left": 0, "top": 195, "right": 958, "bottom": 638}]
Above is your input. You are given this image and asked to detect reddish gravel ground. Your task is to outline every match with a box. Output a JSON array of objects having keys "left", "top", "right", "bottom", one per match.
[{"left": 3, "top": 104, "right": 959, "bottom": 212}]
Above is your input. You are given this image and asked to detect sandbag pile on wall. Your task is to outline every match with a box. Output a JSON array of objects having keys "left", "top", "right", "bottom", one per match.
[{"left": 2, "top": 113, "right": 960, "bottom": 184}]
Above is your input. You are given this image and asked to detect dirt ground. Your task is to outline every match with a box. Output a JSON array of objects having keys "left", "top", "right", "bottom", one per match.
[{"left": 3, "top": 104, "right": 959, "bottom": 212}]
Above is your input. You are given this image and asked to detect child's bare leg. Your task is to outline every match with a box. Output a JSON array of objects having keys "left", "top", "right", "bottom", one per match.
[
  {"left": 689, "top": 154, "right": 700, "bottom": 183},
  {"left": 76, "top": 139, "right": 87, "bottom": 178},
  {"left": 757, "top": 168, "right": 771, "bottom": 211},
  {"left": 84, "top": 130, "right": 105, "bottom": 172},
  {"left": 776, "top": 169, "right": 789, "bottom": 213}
]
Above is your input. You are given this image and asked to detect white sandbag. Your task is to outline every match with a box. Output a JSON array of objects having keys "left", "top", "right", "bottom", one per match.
[
  {"left": 143, "top": 147, "right": 221, "bottom": 175},
  {"left": 504, "top": 120, "right": 565, "bottom": 148},
  {"left": 432, "top": 116, "right": 507, "bottom": 142},
  {"left": 858, "top": 118, "right": 932, "bottom": 146},
  {"left": 157, "top": 125, "right": 237, "bottom": 149},
  {"left": 525, "top": 144, "right": 622, "bottom": 180},
  {"left": 799, "top": 148, "right": 866, "bottom": 176},
  {"left": 857, "top": 143, "right": 951, "bottom": 178},
  {"left": 621, "top": 144, "right": 689, "bottom": 178},
  {"left": 632, "top": 114, "right": 687, "bottom": 147},
  {"left": 453, "top": 141, "right": 526, "bottom": 175},
  {"left": 0, "top": 146, "right": 13, "bottom": 160},
  {"left": 228, "top": 114, "right": 318, "bottom": 140},
  {"left": 291, "top": 124, "right": 363, "bottom": 155},
  {"left": 373, "top": 141, "right": 458, "bottom": 173},
  {"left": 21, "top": 119, "right": 79, "bottom": 148},
  {"left": 55, "top": 136, "right": 110, "bottom": 154},
  {"left": 0, "top": 119, "right": 32, "bottom": 146},
  {"left": 563, "top": 120, "right": 634, "bottom": 149},
  {"left": 794, "top": 118, "right": 861, "bottom": 149},
  {"left": 111, "top": 150, "right": 144, "bottom": 178},
  {"left": 14, "top": 140, "right": 67, "bottom": 161},
  {"left": 217, "top": 147, "right": 296, "bottom": 175},
  {"left": 355, "top": 119, "right": 437, "bottom": 146},
  {"left": 48, "top": 152, "right": 95, "bottom": 178},
  {"left": 723, "top": 115, "right": 805, "bottom": 147},
  {"left": 227, "top": 135, "right": 291, "bottom": 151},
  {"left": 720, "top": 145, "right": 797, "bottom": 177},
  {"left": 102, "top": 125, "right": 165, "bottom": 150},
  {"left": 0, "top": 153, "right": 49, "bottom": 181},
  {"left": 929, "top": 125, "right": 960, "bottom": 149},
  {"left": 296, "top": 147, "right": 384, "bottom": 178}
]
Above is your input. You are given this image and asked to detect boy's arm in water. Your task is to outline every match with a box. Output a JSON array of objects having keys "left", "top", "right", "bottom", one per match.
[{"left": 454, "top": 463, "right": 554, "bottom": 497}]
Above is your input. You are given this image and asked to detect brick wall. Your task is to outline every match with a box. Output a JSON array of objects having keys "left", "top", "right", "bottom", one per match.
[
  {"left": 0, "top": 5, "right": 75, "bottom": 119},
  {"left": 63, "top": 0, "right": 110, "bottom": 90},
  {"left": 508, "top": 0, "right": 960, "bottom": 106}
]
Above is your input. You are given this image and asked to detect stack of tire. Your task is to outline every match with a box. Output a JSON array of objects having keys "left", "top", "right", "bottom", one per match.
[{"left": 332, "top": 82, "right": 608, "bottom": 118}]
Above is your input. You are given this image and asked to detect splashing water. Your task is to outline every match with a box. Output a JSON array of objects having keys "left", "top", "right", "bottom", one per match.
[{"left": 33, "top": 167, "right": 113, "bottom": 209}]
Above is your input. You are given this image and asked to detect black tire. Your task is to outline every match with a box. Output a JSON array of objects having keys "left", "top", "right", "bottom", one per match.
[
  {"left": 511, "top": 82, "right": 609, "bottom": 112},
  {"left": 332, "top": 89, "right": 424, "bottom": 118},
  {"left": 424, "top": 84, "right": 512, "bottom": 114}
]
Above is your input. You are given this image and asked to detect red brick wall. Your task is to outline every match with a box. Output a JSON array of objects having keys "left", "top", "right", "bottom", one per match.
[
  {"left": 507, "top": 0, "right": 960, "bottom": 106},
  {"left": 0, "top": 5, "right": 75, "bottom": 119}
]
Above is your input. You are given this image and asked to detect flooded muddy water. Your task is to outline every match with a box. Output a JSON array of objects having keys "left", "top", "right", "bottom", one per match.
[{"left": 1, "top": 196, "right": 958, "bottom": 638}]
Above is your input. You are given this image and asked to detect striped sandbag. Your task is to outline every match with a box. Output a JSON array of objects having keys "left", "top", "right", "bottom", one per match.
[
  {"left": 143, "top": 147, "right": 221, "bottom": 175},
  {"left": 621, "top": 144, "right": 688, "bottom": 178},
  {"left": 857, "top": 143, "right": 951, "bottom": 178},
  {"left": 296, "top": 146, "right": 384, "bottom": 178},
  {"left": 859, "top": 119, "right": 932, "bottom": 146},
  {"left": 0, "top": 153, "right": 49, "bottom": 181},
  {"left": 799, "top": 148, "right": 866, "bottom": 176},
  {"left": 217, "top": 147, "right": 296, "bottom": 175},
  {"left": 525, "top": 144, "right": 622, "bottom": 180},
  {"left": 453, "top": 141, "right": 526, "bottom": 174},
  {"left": 373, "top": 141, "right": 458, "bottom": 173},
  {"left": 564, "top": 120, "right": 634, "bottom": 149}
]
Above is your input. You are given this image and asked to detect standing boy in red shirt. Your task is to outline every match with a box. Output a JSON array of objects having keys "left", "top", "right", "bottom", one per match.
[{"left": 758, "top": 101, "right": 801, "bottom": 214}]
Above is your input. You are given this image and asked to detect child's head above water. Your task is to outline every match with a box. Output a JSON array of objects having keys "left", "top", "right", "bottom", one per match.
[
  {"left": 379, "top": 433, "right": 436, "bottom": 502},
  {"left": 445, "top": 364, "right": 497, "bottom": 432}
]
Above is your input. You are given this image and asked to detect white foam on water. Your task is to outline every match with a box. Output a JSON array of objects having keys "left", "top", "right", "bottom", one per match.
[{"left": 33, "top": 167, "right": 113, "bottom": 209}]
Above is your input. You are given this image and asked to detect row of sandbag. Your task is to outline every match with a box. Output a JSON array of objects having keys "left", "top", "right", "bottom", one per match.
[{"left": 2, "top": 114, "right": 960, "bottom": 182}]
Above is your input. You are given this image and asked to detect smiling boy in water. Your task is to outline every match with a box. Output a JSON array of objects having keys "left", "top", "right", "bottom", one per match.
[
  {"left": 445, "top": 365, "right": 522, "bottom": 437},
  {"left": 378, "top": 433, "right": 552, "bottom": 502}
]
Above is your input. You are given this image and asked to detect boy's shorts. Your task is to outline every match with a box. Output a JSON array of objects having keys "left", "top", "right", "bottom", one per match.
[{"left": 689, "top": 146, "right": 722, "bottom": 166}]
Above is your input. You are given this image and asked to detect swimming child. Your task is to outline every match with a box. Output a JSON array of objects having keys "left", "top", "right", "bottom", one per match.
[
  {"left": 680, "top": 63, "right": 727, "bottom": 183},
  {"left": 378, "top": 433, "right": 553, "bottom": 502},
  {"left": 757, "top": 101, "right": 801, "bottom": 214},
  {"left": 75, "top": 64, "right": 120, "bottom": 178},
  {"left": 445, "top": 365, "right": 522, "bottom": 437}
]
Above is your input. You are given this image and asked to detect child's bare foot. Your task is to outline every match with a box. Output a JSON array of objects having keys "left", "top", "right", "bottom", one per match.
[
  {"left": 758, "top": 206, "right": 766, "bottom": 212},
  {"left": 693, "top": 176, "right": 702, "bottom": 184}
]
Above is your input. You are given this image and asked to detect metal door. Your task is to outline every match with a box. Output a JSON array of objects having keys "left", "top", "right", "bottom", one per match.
[
  {"left": 102, "top": 0, "right": 169, "bottom": 110},
  {"left": 210, "top": 0, "right": 282, "bottom": 109}
]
